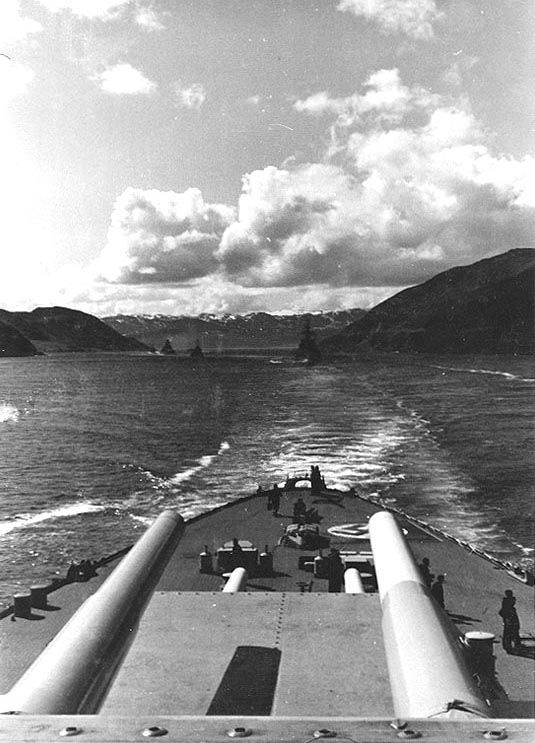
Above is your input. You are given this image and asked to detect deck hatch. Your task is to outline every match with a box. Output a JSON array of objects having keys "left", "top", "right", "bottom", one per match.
[{"left": 206, "top": 646, "right": 281, "bottom": 715}]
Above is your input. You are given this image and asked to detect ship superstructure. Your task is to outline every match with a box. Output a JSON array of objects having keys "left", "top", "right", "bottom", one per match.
[{"left": 295, "top": 319, "right": 322, "bottom": 365}]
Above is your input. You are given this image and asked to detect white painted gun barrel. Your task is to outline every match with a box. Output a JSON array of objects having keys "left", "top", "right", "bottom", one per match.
[
  {"left": 369, "top": 511, "right": 490, "bottom": 720},
  {"left": 0, "top": 509, "right": 184, "bottom": 715},
  {"left": 344, "top": 568, "right": 365, "bottom": 594},
  {"left": 222, "top": 567, "right": 248, "bottom": 592}
]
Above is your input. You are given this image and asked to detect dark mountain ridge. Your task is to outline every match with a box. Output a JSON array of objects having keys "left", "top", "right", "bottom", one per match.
[
  {"left": 322, "top": 249, "right": 535, "bottom": 355},
  {"left": 103, "top": 309, "right": 366, "bottom": 352},
  {"left": 0, "top": 307, "right": 149, "bottom": 356}
]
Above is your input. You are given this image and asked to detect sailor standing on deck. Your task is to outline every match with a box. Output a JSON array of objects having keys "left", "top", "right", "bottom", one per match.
[
  {"left": 271, "top": 484, "right": 281, "bottom": 516},
  {"left": 310, "top": 465, "right": 322, "bottom": 495},
  {"left": 418, "top": 557, "right": 432, "bottom": 587},
  {"left": 293, "top": 496, "right": 306, "bottom": 522},
  {"left": 327, "top": 548, "right": 344, "bottom": 593},
  {"left": 499, "top": 590, "right": 522, "bottom": 653},
  {"left": 431, "top": 574, "right": 445, "bottom": 608}
]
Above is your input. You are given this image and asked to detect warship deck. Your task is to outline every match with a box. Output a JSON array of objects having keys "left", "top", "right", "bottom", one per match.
[{"left": 0, "top": 484, "right": 533, "bottom": 741}]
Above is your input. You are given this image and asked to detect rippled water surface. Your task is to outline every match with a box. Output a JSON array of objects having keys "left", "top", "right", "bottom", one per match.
[{"left": 0, "top": 352, "right": 533, "bottom": 604}]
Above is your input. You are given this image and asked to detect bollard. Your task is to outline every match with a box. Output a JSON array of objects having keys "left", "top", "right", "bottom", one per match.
[
  {"left": 258, "top": 545, "right": 274, "bottom": 575},
  {"left": 13, "top": 592, "right": 32, "bottom": 618},
  {"left": 30, "top": 584, "right": 50, "bottom": 610},
  {"left": 199, "top": 545, "right": 213, "bottom": 573},
  {"left": 314, "top": 549, "right": 327, "bottom": 578},
  {"left": 464, "top": 631, "right": 496, "bottom": 685},
  {"left": 344, "top": 568, "right": 365, "bottom": 594}
]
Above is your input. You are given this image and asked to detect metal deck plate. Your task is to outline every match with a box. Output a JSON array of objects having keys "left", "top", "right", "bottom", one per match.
[{"left": 100, "top": 592, "right": 391, "bottom": 718}]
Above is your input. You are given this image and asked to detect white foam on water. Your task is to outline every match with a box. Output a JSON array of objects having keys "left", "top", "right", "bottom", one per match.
[
  {"left": 0, "top": 403, "right": 20, "bottom": 423},
  {"left": 395, "top": 399, "right": 433, "bottom": 430},
  {"left": 267, "top": 421, "right": 408, "bottom": 492},
  {"left": 129, "top": 514, "right": 155, "bottom": 527},
  {"left": 169, "top": 467, "right": 204, "bottom": 485},
  {"left": 165, "top": 440, "right": 231, "bottom": 487},
  {"left": 0, "top": 502, "right": 106, "bottom": 536},
  {"left": 432, "top": 365, "right": 535, "bottom": 383}
]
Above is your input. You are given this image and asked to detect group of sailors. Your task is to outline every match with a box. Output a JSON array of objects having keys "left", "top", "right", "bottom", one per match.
[
  {"left": 419, "top": 557, "right": 524, "bottom": 653},
  {"left": 418, "top": 557, "right": 446, "bottom": 607},
  {"left": 264, "top": 484, "right": 282, "bottom": 516},
  {"left": 292, "top": 496, "right": 321, "bottom": 524},
  {"left": 261, "top": 465, "right": 325, "bottom": 522},
  {"left": 263, "top": 486, "right": 321, "bottom": 525}
]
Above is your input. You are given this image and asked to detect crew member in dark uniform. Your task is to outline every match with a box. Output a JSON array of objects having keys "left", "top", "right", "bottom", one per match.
[
  {"left": 431, "top": 574, "right": 445, "bottom": 608},
  {"left": 327, "top": 548, "right": 345, "bottom": 593},
  {"left": 271, "top": 484, "right": 281, "bottom": 516},
  {"left": 418, "top": 557, "right": 432, "bottom": 587},
  {"left": 293, "top": 497, "right": 306, "bottom": 522},
  {"left": 499, "top": 590, "right": 522, "bottom": 652},
  {"left": 310, "top": 465, "right": 322, "bottom": 495}
]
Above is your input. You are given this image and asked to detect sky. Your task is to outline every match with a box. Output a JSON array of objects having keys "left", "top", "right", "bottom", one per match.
[{"left": 1, "top": 0, "right": 534, "bottom": 317}]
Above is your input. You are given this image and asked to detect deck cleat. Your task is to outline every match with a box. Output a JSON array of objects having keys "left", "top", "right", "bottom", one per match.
[
  {"left": 227, "top": 727, "right": 252, "bottom": 738},
  {"left": 483, "top": 731, "right": 508, "bottom": 740},
  {"left": 313, "top": 729, "right": 337, "bottom": 738},
  {"left": 142, "top": 726, "right": 168, "bottom": 737}
]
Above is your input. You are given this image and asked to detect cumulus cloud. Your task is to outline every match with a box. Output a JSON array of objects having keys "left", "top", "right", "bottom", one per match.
[
  {"left": 337, "top": 0, "right": 442, "bottom": 40},
  {"left": 135, "top": 6, "right": 165, "bottom": 31},
  {"left": 93, "top": 63, "right": 156, "bottom": 95},
  {"left": 36, "top": 0, "right": 131, "bottom": 19},
  {"left": 98, "top": 67, "right": 534, "bottom": 299},
  {"left": 37, "top": 0, "right": 166, "bottom": 28},
  {"left": 98, "top": 187, "right": 236, "bottom": 283},
  {"left": 218, "top": 72, "right": 535, "bottom": 289},
  {"left": 216, "top": 162, "right": 447, "bottom": 289},
  {"left": 216, "top": 164, "right": 361, "bottom": 286},
  {"left": 0, "top": 61, "right": 35, "bottom": 106},
  {"left": 173, "top": 82, "right": 206, "bottom": 110},
  {"left": 0, "top": 1, "right": 42, "bottom": 45},
  {"left": 294, "top": 68, "right": 438, "bottom": 129}
]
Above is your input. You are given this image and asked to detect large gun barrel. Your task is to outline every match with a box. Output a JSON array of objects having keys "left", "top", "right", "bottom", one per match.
[
  {"left": 344, "top": 567, "right": 365, "bottom": 594},
  {"left": 369, "top": 511, "right": 490, "bottom": 720},
  {"left": 1, "top": 509, "right": 184, "bottom": 715},
  {"left": 222, "top": 567, "right": 248, "bottom": 592}
]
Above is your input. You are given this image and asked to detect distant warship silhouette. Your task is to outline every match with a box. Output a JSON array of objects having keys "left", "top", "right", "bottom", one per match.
[
  {"left": 160, "top": 338, "right": 176, "bottom": 355},
  {"left": 295, "top": 317, "right": 322, "bottom": 365},
  {"left": 189, "top": 340, "right": 204, "bottom": 360}
]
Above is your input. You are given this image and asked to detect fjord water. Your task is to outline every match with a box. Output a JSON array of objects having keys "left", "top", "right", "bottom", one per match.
[{"left": 0, "top": 352, "right": 533, "bottom": 605}]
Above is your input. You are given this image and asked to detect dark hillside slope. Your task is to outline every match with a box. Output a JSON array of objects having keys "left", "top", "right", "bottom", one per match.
[
  {"left": 0, "top": 318, "right": 40, "bottom": 357},
  {"left": 0, "top": 307, "right": 150, "bottom": 353},
  {"left": 322, "top": 249, "right": 535, "bottom": 354}
]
